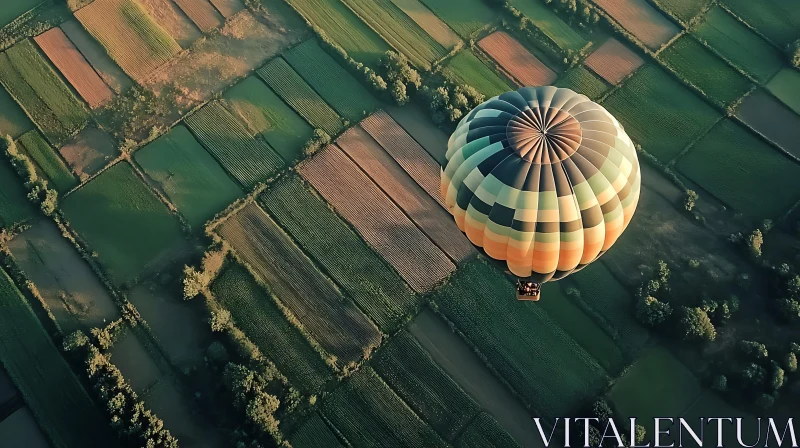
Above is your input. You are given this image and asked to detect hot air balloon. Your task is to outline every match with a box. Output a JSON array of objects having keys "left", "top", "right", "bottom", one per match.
[{"left": 441, "top": 86, "right": 640, "bottom": 301}]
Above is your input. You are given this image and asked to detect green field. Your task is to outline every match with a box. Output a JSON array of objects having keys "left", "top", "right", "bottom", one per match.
[
  {"left": 601, "top": 64, "right": 720, "bottom": 162},
  {"left": 283, "top": 0, "right": 390, "bottom": 67},
  {"left": 259, "top": 175, "right": 419, "bottom": 331},
  {"left": 284, "top": 40, "right": 379, "bottom": 122},
  {"left": 766, "top": 68, "right": 800, "bottom": 115},
  {"left": 184, "top": 102, "right": 284, "bottom": 190},
  {"left": 212, "top": 263, "right": 333, "bottom": 393},
  {"left": 0, "top": 267, "right": 112, "bottom": 447},
  {"left": 0, "top": 0, "right": 40, "bottom": 28},
  {"left": 720, "top": 0, "right": 800, "bottom": 47},
  {"left": 17, "top": 131, "right": 76, "bottom": 194},
  {"left": 456, "top": 413, "right": 521, "bottom": 448},
  {"left": 0, "top": 158, "right": 35, "bottom": 228},
  {"left": 433, "top": 260, "right": 608, "bottom": 417},
  {"left": 651, "top": 0, "right": 711, "bottom": 23},
  {"left": 223, "top": 76, "right": 312, "bottom": 162},
  {"left": 659, "top": 36, "right": 752, "bottom": 106},
  {"left": 372, "top": 331, "right": 479, "bottom": 441},
  {"left": 290, "top": 413, "right": 345, "bottom": 448},
  {"left": 417, "top": 0, "right": 496, "bottom": 38},
  {"left": 509, "top": 0, "right": 587, "bottom": 51},
  {"left": 258, "top": 58, "right": 344, "bottom": 136},
  {"left": 443, "top": 50, "right": 513, "bottom": 98},
  {"left": 555, "top": 66, "right": 609, "bottom": 100},
  {"left": 322, "top": 367, "right": 448, "bottom": 447},
  {"left": 61, "top": 162, "right": 184, "bottom": 283},
  {"left": 134, "top": 125, "right": 243, "bottom": 229},
  {"left": 0, "top": 85, "right": 33, "bottom": 139},
  {"left": 694, "top": 7, "right": 783, "bottom": 83},
  {"left": 676, "top": 119, "right": 800, "bottom": 220}
]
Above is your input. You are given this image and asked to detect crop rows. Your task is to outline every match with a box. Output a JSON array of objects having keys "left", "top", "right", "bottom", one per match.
[
  {"left": 479, "top": 31, "right": 557, "bottom": 87},
  {"left": 284, "top": 40, "right": 379, "bottom": 123},
  {"left": 259, "top": 174, "right": 418, "bottom": 331},
  {"left": 322, "top": 367, "right": 448, "bottom": 447},
  {"left": 298, "top": 144, "right": 455, "bottom": 292},
  {"left": 443, "top": 50, "right": 512, "bottom": 98},
  {"left": 507, "top": 0, "right": 586, "bottom": 52},
  {"left": 737, "top": 89, "right": 800, "bottom": 159},
  {"left": 218, "top": 202, "right": 382, "bottom": 366},
  {"left": 373, "top": 331, "right": 480, "bottom": 441},
  {"left": 172, "top": 0, "right": 224, "bottom": 32},
  {"left": 0, "top": 82, "right": 32, "bottom": 139},
  {"left": 555, "top": 66, "right": 609, "bottom": 100},
  {"left": 456, "top": 413, "right": 520, "bottom": 448},
  {"left": 433, "top": 260, "right": 608, "bottom": 417},
  {"left": 337, "top": 126, "right": 476, "bottom": 263},
  {"left": 17, "top": 130, "right": 77, "bottom": 194},
  {"left": 59, "top": 20, "right": 133, "bottom": 94},
  {"left": 208, "top": 0, "right": 244, "bottom": 18},
  {"left": 584, "top": 37, "right": 643, "bottom": 85},
  {"left": 290, "top": 413, "right": 344, "bottom": 448},
  {"left": 417, "top": 0, "right": 495, "bottom": 39},
  {"left": 766, "top": 68, "right": 800, "bottom": 116},
  {"left": 721, "top": 0, "right": 800, "bottom": 47},
  {"left": 592, "top": 0, "right": 679, "bottom": 50},
  {"left": 387, "top": 0, "right": 460, "bottom": 48},
  {"left": 211, "top": 263, "right": 333, "bottom": 393},
  {"left": 0, "top": 159, "right": 34, "bottom": 228},
  {"left": 650, "top": 0, "right": 711, "bottom": 23},
  {"left": 258, "top": 58, "right": 343, "bottom": 136},
  {"left": 185, "top": 101, "right": 284, "bottom": 189}
]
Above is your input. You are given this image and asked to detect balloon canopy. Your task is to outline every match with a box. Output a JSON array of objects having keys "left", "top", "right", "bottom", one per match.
[{"left": 441, "top": 86, "right": 640, "bottom": 287}]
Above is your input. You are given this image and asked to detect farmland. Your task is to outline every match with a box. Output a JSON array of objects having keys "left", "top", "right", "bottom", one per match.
[
  {"left": 0, "top": 0, "right": 40, "bottom": 29},
  {"left": 456, "top": 413, "right": 521, "bottom": 448},
  {"left": 443, "top": 50, "right": 513, "bottom": 98},
  {"left": 479, "top": 31, "right": 557, "bottom": 87},
  {"left": 284, "top": 40, "right": 379, "bottom": 123},
  {"left": 136, "top": 0, "right": 202, "bottom": 47},
  {"left": 258, "top": 57, "right": 344, "bottom": 136},
  {"left": 508, "top": 0, "right": 587, "bottom": 52},
  {"left": 592, "top": 0, "right": 679, "bottom": 49},
  {"left": 290, "top": 413, "right": 344, "bottom": 448},
  {"left": 721, "top": 0, "right": 800, "bottom": 47},
  {"left": 676, "top": 119, "right": 800, "bottom": 220},
  {"left": 584, "top": 37, "right": 643, "bottom": 85},
  {"left": 385, "top": 104, "right": 449, "bottom": 164},
  {"left": 61, "top": 162, "right": 184, "bottom": 283},
  {"left": 134, "top": 125, "right": 243, "bottom": 229},
  {"left": 601, "top": 64, "right": 720, "bottom": 162},
  {"left": 17, "top": 130, "right": 77, "bottom": 193},
  {"left": 184, "top": 101, "right": 284, "bottom": 189},
  {"left": 0, "top": 85, "right": 32, "bottom": 139},
  {"left": 650, "top": 0, "right": 712, "bottom": 23},
  {"left": 0, "top": 159, "right": 34, "bottom": 228},
  {"left": 56, "top": 126, "right": 117, "bottom": 178},
  {"left": 259, "top": 174, "right": 419, "bottom": 331},
  {"left": 417, "top": 0, "right": 496, "bottom": 39},
  {"left": 555, "top": 66, "right": 609, "bottom": 100},
  {"left": 172, "top": 0, "right": 224, "bottom": 33},
  {"left": 736, "top": 89, "right": 800, "bottom": 159},
  {"left": 211, "top": 263, "right": 333, "bottom": 393},
  {"left": 766, "top": 68, "right": 800, "bottom": 116},
  {"left": 388, "top": 0, "right": 460, "bottom": 48},
  {"left": 59, "top": 20, "right": 133, "bottom": 94}
]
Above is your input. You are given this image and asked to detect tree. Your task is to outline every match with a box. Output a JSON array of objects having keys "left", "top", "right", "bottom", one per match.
[
  {"left": 786, "top": 352, "right": 798, "bottom": 373},
  {"left": 788, "top": 39, "right": 800, "bottom": 68},
  {"left": 740, "top": 363, "right": 766, "bottom": 387},
  {"left": 776, "top": 297, "right": 800, "bottom": 322},
  {"left": 656, "top": 260, "right": 670, "bottom": 284},
  {"left": 636, "top": 296, "right": 672, "bottom": 327},
  {"left": 738, "top": 340, "right": 769, "bottom": 360},
  {"left": 684, "top": 189, "right": 698, "bottom": 211},
  {"left": 390, "top": 79, "right": 409, "bottom": 105},
  {"left": 746, "top": 229, "right": 763, "bottom": 258},
  {"left": 634, "top": 425, "right": 647, "bottom": 444},
  {"left": 210, "top": 308, "right": 233, "bottom": 332},
  {"left": 756, "top": 393, "right": 775, "bottom": 409},
  {"left": 770, "top": 362, "right": 785, "bottom": 390},
  {"left": 677, "top": 307, "right": 716, "bottom": 342},
  {"left": 588, "top": 400, "right": 613, "bottom": 422},
  {"left": 182, "top": 266, "right": 205, "bottom": 300},
  {"left": 711, "top": 374, "right": 727, "bottom": 392}
]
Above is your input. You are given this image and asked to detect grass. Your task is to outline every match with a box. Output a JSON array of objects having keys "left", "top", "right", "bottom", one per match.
[
  {"left": 283, "top": 0, "right": 390, "bottom": 67},
  {"left": 372, "top": 331, "right": 480, "bottom": 441},
  {"left": 322, "top": 367, "right": 448, "bottom": 447},
  {"left": 555, "top": 66, "right": 609, "bottom": 100},
  {"left": 720, "top": 0, "right": 800, "bottom": 47},
  {"left": 0, "top": 84, "right": 33, "bottom": 139},
  {"left": 508, "top": 0, "right": 587, "bottom": 51},
  {"left": 456, "top": 413, "right": 521, "bottom": 448},
  {"left": 0, "top": 53, "right": 65, "bottom": 143},
  {"left": 766, "top": 68, "right": 800, "bottom": 116},
  {"left": 601, "top": 64, "right": 720, "bottom": 162},
  {"left": 61, "top": 162, "right": 184, "bottom": 283},
  {"left": 259, "top": 174, "right": 419, "bottom": 332},
  {"left": 340, "top": 0, "right": 448, "bottom": 68},
  {"left": 134, "top": 125, "right": 243, "bottom": 230},
  {"left": 694, "top": 6, "right": 783, "bottom": 83},
  {"left": 0, "top": 158, "right": 35, "bottom": 228},
  {"left": 284, "top": 40, "right": 379, "bottom": 122},
  {"left": 258, "top": 58, "right": 344, "bottom": 136},
  {"left": 650, "top": 0, "right": 712, "bottom": 23},
  {"left": 211, "top": 263, "right": 333, "bottom": 393},
  {"left": 443, "top": 50, "right": 513, "bottom": 98},
  {"left": 223, "top": 76, "right": 312, "bottom": 163},
  {"left": 676, "top": 119, "right": 800, "bottom": 220},
  {"left": 0, "top": 0, "right": 41, "bottom": 29},
  {"left": 0, "top": 267, "right": 112, "bottom": 448},
  {"left": 290, "top": 413, "right": 344, "bottom": 448},
  {"left": 417, "top": 0, "right": 496, "bottom": 38},
  {"left": 658, "top": 35, "right": 752, "bottom": 106},
  {"left": 433, "top": 259, "right": 608, "bottom": 418},
  {"left": 184, "top": 101, "right": 285, "bottom": 190},
  {"left": 17, "top": 130, "right": 77, "bottom": 193}
]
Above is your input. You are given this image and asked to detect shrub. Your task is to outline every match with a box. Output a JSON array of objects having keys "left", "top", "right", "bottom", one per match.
[
  {"left": 711, "top": 374, "right": 727, "bottom": 392},
  {"left": 634, "top": 425, "right": 647, "bottom": 444},
  {"left": 684, "top": 189, "right": 698, "bottom": 211},
  {"left": 788, "top": 39, "right": 800, "bottom": 68},
  {"left": 786, "top": 352, "right": 798, "bottom": 373},
  {"left": 755, "top": 393, "right": 775, "bottom": 410},
  {"left": 746, "top": 229, "right": 763, "bottom": 258},
  {"left": 636, "top": 296, "right": 672, "bottom": 327},
  {"left": 303, "top": 129, "right": 331, "bottom": 157},
  {"left": 588, "top": 400, "right": 613, "bottom": 422},
  {"left": 206, "top": 341, "right": 229, "bottom": 365},
  {"left": 677, "top": 307, "right": 716, "bottom": 342}
]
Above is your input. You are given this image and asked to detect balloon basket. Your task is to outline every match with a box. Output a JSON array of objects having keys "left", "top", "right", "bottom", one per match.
[{"left": 516, "top": 280, "right": 541, "bottom": 301}]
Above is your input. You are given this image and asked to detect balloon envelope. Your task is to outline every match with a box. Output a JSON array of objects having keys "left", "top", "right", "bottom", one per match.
[{"left": 441, "top": 86, "right": 640, "bottom": 282}]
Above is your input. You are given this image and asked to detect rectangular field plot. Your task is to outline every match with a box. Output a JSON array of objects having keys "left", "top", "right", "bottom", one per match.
[
  {"left": 443, "top": 50, "right": 513, "bottom": 98},
  {"left": 0, "top": 0, "right": 41, "bottom": 29},
  {"left": 208, "top": 0, "right": 244, "bottom": 17},
  {"left": 185, "top": 101, "right": 284, "bottom": 189},
  {"left": 218, "top": 202, "right": 382, "bottom": 365},
  {"left": 290, "top": 413, "right": 344, "bottom": 448},
  {"left": 373, "top": 331, "right": 480, "bottom": 441},
  {"left": 299, "top": 144, "right": 455, "bottom": 292},
  {"left": 766, "top": 68, "right": 800, "bottom": 116},
  {"left": 283, "top": 0, "right": 390, "bottom": 67},
  {"left": 456, "top": 413, "right": 521, "bottom": 448},
  {"left": 658, "top": 35, "right": 752, "bottom": 106},
  {"left": 34, "top": 27, "right": 113, "bottom": 109},
  {"left": 737, "top": 89, "right": 800, "bottom": 159},
  {"left": 508, "top": 0, "right": 586, "bottom": 52},
  {"left": 74, "top": 0, "right": 181, "bottom": 82},
  {"left": 432, "top": 260, "right": 608, "bottom": 418},
  {"left": 720, "top": 0, "right": 800, "bottom": 47},
  {"left": 0, "top": 407, "right": 50, "bottom": 448},
  {"left": 223, "top": 76, "right": 312, "bottom": 162},
  {"left": 601, "top": 65, "right": 720, "bottom": 162},
  {"left": 676, "top": 119, "right": 800, "bottom": 220},
  {"left": 650, "top": 0, "right": 711, "bottom": 23},
  {"left": 322, "top": 367, "right": 448, "bottom": 448},
  {"left": 60, "top": 20, "right": 133, "bottom": 94},
  {"left": 0, "top": 268, "right": 112, "bottom": 448},
  {"left": 479, "top": 31, "right": 557, "bottom": 87},
  {"left": 418, "top": 0, "right": 496, "bottom": 39},
  {"left": 136, "top": 0, "right": 202, "bottom": 47},
  {"left": 62, "top": 162, "right": 184, "bottom": 283},
  {"left": 57, "top": 126, "right": 117, "bottom": 179},
  {"left": 172, "top": 0, "right": 224, "bottom": 32},
  {"left": 386, "top": 104, "right": 450, "bottom": 165},
  {"left": 258, "top": 58, "right": 344, "bottom": 136},
  {"left": 0, "top": 85, "right": 33, "bottom": 139},
  {"left": 388, "top": 0, "right": 460, "bottom": 48},
  {"left": 211, "top": 263, "right": 333, "bottom": 393},
  {"left": 284, "top": 40, "right": 379, "bottom": 123},
  {"left": 555, "top": 66, "right": 609, "bottom": 99},
  {"left": 584, "top": 37, "right": 643, "bottom": 85},
  {"left": 259, "top": 175, "right": 419, "bottom": 332},
  {"left": 592, "top": 0, "right": 679, "bottom": 50},
  {"left": 134, "top": 125, "right": 242, "bottom": 229},
  {"left": 17, "top": 130, "right": 77, "bottom": 193},
  {"left": 0, "top": 159, "right": 35, "bottom": 228},
  {"left": 693, "top": 7, "right": 783, "bottom": 84}
]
